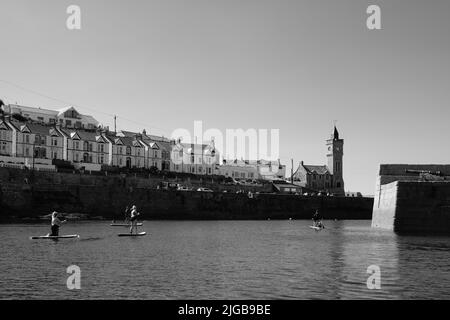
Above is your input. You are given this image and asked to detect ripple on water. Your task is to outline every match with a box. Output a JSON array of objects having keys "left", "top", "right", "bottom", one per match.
[{"left": 0, "top": 220, "right": 449, "bottom": 299}]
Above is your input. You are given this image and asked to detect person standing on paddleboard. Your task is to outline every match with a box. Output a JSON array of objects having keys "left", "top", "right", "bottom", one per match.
[
  {"left": 50, "top": 211, "right": 66, "bottom": 236},
  {"left": 129, "top": 205, "right": 140, "bottom": 234},
  {"left": 124, "top": 205, "right": 131, "bottom": 223},
  {"left": 312, "top": 210, "right": 323, "bottom": 228}
]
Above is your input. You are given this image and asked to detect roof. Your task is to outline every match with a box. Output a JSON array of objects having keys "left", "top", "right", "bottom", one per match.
[
  {"left": 61, "top": 128, "right": 105, "bottom": 142},
  {"left": 9, "top": 104, "right": 58, "bottom": 116},
  {"left": 117, "top": 136, "right": 142, "bottom": 147},
  {"left": 296, "top": 162, "right": 330, "bottom": 175},
  {"left": 177, "top": 142, "right": 215, "bottom": 155},
  {"left": 119, "top": 130, "right": 171, "bottom": 143},
  {"left": 7, "top": 120, "right": 62, "bottom": 136}
]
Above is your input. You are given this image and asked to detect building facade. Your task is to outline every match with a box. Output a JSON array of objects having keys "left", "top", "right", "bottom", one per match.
[
  {"left": 1, "top": 104, "right": 99, "bottom": 129},
  {"left": 293, "top": 126, "right": 345, "bottom": 194},
  {"left": 170, "top": 141, "right": 219, "bottom": 175},
  {"left": 218, "top": 159, "right": 285, "bottom": 181}
]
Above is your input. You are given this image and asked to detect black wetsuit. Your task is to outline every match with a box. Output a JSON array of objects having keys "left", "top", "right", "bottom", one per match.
[{"left": 50, "top": 225, "right": 59, "bottom": 236}]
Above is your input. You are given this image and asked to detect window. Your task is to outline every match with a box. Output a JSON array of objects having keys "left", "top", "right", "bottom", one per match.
[
  {"left": 191, "top": 155, "right": 195, "bottom": 163},
  {"left": 65, "top": 120, "right": 72, "bottom": 127},
  {"left": 25, "top": 135, "right": 30, "bottom": 143},
  {"left": 75, "top": 153, "right": 79, "bottom": 162},
  {"left": 126, "top": 147, "right": 131, "bottom": 155},
  {"left": 208, "top": 168, "right": 211, "bottom": 174},
  {"left": 191, "top": 167, "right": 195, "bottom": 173},
  {"left": 53, "top": 139, "right": 58, "bottom": 146}
]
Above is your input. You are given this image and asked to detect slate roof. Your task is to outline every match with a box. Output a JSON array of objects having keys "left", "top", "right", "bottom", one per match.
[{"left": 303, "top": 164, "right": 330, "bottom": 175}]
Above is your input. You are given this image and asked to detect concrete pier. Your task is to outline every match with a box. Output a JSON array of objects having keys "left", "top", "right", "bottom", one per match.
[{"left": 372, "top": 164, "right": 450, "bottom": 234}]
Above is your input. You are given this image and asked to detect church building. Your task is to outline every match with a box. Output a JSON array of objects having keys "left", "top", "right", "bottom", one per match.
[{"left": 292, "top": 126, "right": 345, "bottom": 195}]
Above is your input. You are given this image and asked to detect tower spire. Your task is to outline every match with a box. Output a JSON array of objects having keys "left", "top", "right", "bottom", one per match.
[{"left": 333, "top": 126, "right": 339, "bottom": 140}]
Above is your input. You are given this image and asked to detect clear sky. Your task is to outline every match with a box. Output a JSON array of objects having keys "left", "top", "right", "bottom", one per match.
[{"left": 1, "top": 0, "right": 449, "bottom": 195}]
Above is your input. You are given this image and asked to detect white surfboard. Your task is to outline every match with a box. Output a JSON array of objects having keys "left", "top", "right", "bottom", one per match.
[
  {"left": 30, "top": 234, "right": 80, "bottom": 240},
  {"left": 309, "top": 226, "right": 324, "bottom": 231},
  {"left": 118, "top": 232, "right": 147, "bottom": 237},
  {"left": 110, "top": 223, "right": 143, "bottom": 227}
]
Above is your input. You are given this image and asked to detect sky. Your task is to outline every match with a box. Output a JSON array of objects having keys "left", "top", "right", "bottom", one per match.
[{"left": 1, "top": 0, "right": 449, "bottom": 195}]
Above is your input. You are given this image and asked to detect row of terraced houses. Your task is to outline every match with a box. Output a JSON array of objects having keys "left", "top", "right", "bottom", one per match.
[{"left": 0, "top": 103, "right": 286, "bottom": 181}]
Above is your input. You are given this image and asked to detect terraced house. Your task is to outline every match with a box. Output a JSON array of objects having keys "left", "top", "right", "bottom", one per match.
[
  {"left": 118, "top": 130, "right": 168, "bottom": 170},
  {"left": 58, "top": 127, "right": 110, "bottom": 170},
  {"left": 0, "top": 118, "right": 13, "bottom": 156},
  {"left": 8, "top": 121, "right": 64, "bottom": 160},
  {"left": 108, "top": 135, "right": 146, "bottom": 169}
]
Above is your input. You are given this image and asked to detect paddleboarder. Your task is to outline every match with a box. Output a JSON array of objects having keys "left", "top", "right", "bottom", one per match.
[
  {"left": 129, "top": 205, "right": 140, "bottom": 234},
  {"left": 49, "top": 211, "right": 66, "bottom": 236},
  {"left": 124, "top": 205, "right": 131, "bottom": 223},
  {"left": 312, "top": 210, "right": 323, "bottom": 228}
]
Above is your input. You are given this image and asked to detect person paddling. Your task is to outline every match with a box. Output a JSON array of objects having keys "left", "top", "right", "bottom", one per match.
[
  {"left": 49, "top": 211, "right": 66, "bottom": 236},
  {"left": 312, "top": 210, "right": 323, "bottom": 228},
  {"left": 129, "top": 205, "right": 140, "bottom": 234},
  {"left": 124, "top": 205, "right": 131, "bottom": 223}
]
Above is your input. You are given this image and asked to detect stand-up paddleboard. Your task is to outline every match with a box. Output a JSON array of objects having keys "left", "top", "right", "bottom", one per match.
[
  {"left": 118, "top": 232, "right": 146, "bottom": 237},
  {"left": 309, "top": 225, "right": 325, "bottom": 231},
  {"left": 30, "top": 234, "right": 80, "bottom": 240},
  {"left": 110, "top": 223, "right": 143, "bottom": 227}
]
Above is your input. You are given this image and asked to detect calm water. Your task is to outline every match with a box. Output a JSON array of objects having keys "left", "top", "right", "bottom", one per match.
[{"left": 0, "top": 220, "right": 449, "bottom": 300}]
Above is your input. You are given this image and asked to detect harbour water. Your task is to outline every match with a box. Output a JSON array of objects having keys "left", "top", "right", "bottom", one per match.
[{"left": 0, "top": 220, "right": 449, "bottom": 300}]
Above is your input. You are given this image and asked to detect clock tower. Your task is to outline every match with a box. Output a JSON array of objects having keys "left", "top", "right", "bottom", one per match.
[{"left": 326, "top": 126, "right": 344, "bottom": 194}]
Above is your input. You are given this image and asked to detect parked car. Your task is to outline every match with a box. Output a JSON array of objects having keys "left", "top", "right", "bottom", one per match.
[
  {"left": 177, "top": 186, "right": 191, "bottom": 191},
  {"left": 197, "top": 187, "right": 214, "bottom": 192}
]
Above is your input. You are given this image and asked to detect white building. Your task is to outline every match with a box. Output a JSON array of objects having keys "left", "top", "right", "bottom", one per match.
[
  {"left": 170, "top": 141, "right": 219, "bottom": 175},
  {"left": 219, "top": 159, "right": 286, "bottom": 181},
  {"left": 1, "top": 104, "right": 99, "bottom": 129}
]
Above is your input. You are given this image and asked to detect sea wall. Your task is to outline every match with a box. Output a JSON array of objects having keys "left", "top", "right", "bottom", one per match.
[
  {"left": 372, "top": 180, "right": 450, "bottom": 233},
  {"left": 0, "top": 167, "right": 374, "bottom": 220}
]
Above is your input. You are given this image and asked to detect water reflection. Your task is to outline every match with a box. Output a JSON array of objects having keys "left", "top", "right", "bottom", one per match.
[{"left": 0, "top": 220, "right": 449, "bottom": 299}]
